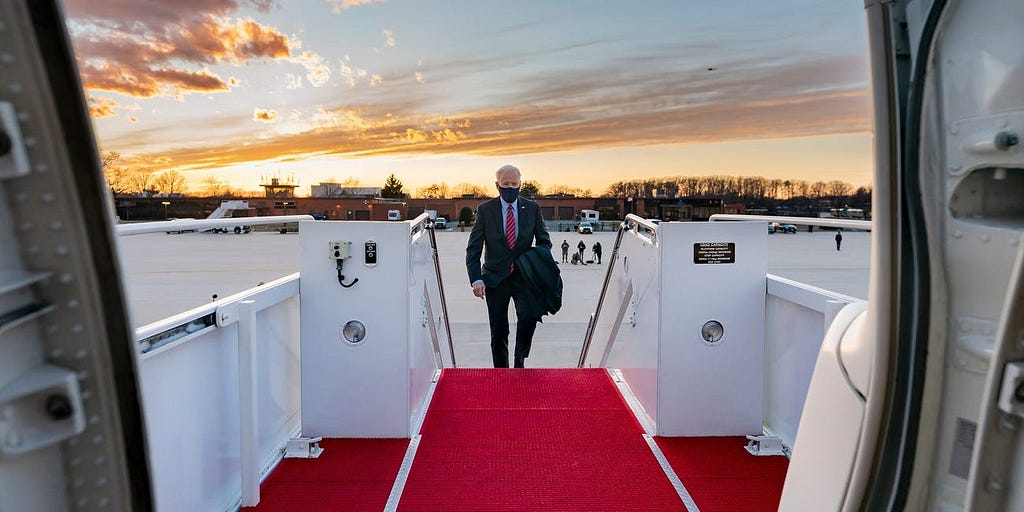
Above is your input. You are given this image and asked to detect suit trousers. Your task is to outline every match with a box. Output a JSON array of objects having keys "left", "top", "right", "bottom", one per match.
[{"left": 485, "top": 271, "right": 538, "bottom": 368}]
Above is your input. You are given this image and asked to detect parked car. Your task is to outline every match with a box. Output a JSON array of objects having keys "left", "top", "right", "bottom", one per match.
[
  {"left": 433, "top": 217, "right": 448, "bottom": 229},
  {"left": 577, "top": 221, "right": 593, "bottom": 234},
  {"left": 769, "top": 222, "right": 797, "bottom": 234}
]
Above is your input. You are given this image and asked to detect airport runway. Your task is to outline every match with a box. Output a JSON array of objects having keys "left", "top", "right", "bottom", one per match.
[{"left": 118, "top": 227, "right": 870, "bottom": 367}]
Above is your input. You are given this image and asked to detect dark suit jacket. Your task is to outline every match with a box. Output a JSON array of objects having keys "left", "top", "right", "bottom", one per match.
[
  {"left": 466, "top": 197, "right": 552, "bottom": 288},
  {"left": 516, "top": 247, "right": 563, "bottom": 321}
]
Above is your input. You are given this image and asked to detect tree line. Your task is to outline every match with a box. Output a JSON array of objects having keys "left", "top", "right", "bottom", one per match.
[
  {"left": 101, "top": 152, "right": 868, "bottom": 204},
  {"left": 604, "top": 175, "right": 870, "bottom": 204},
  {"left": 102, "top": 152, "right": 260, "bottom": 197},
  {"left": 410, "top": 180, "right": 590, "bottom": 199}
]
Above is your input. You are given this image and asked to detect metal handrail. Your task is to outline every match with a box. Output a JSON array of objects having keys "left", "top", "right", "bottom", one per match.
[
  {"left": 624, "top": 213, "right": 660, "bottom": 231},
  {"left": 135, "top": 273, "right": 300, "bottom": 355},
  {"left": 426, "top": 221, "right": 457, "bottom": 367},
  {"left": 412, "top": 212, "right": 456, "bottom": 367},
  {"left": 577, "top": 223, "right": 627, "bottom": 367},
  {"left": 622, "top": 214, "right": 660, "bottom": 244},
  {"left": 709, "top": 214, "right": 871, "bottom": 231},
  {"left": 117, "top": 215, "right": 315, "bottom": 236},
  {"left": 409, "top": 212, "right": 432, "bottom": 234}
]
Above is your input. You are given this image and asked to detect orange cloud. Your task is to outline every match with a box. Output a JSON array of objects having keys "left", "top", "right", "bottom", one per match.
[
  {"left": 311, "top": 108, "right": 381, "bottom": 131},
  {"left": 171, "top": 18, "right": 290, "bottom": 64},
  {"left": 68, "top": 6, "right": 296, "bottom": 99},
  {"left": 65, "top": 0, "right": 275, "bottom": 27},
  {"left": 80, "top": 63, "right": 230, "bottom": 98},
  {"left": 432, "top": 128, "right": 466, "bottom": 143},
  {"left": 400, "top": 128, "right": 429, "bottom": 143},
  {"left": 87, "top": 95, "right": 119, "bottom": 118},
  {"left": 254, "top": 108, "right": 278, "bottom": 123}
]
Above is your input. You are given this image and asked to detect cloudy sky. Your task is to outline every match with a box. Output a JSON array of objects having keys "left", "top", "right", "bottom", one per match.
[{"left": 66, "top": 0, "right": 873, "bottom": 195}]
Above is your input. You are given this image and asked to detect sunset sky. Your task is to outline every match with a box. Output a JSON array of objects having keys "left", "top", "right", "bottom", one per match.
[{"left": 66, "top": 0, "right": 873, "bottom": 196}]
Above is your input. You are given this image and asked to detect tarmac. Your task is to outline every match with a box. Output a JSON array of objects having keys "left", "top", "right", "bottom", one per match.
[{"left": 117, "top": 227, "right": 870, "bottom": 368}]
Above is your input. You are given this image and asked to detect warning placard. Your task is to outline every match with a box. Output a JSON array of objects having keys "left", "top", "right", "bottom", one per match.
[{"left": 693, "top": 242, "right": 735, "bottom": 264}]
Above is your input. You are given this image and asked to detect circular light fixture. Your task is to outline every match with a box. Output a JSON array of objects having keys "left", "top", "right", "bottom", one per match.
[
  {"left": 341, "top": 320, "right": 366, "bottom": 344},
  {"left": 701, "top": 320, "right": 724, "bottom": 344}
]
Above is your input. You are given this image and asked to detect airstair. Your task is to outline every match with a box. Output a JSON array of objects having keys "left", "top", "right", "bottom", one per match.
[{"left": 125, "top": 214, "right": 861, "bottom": 511}]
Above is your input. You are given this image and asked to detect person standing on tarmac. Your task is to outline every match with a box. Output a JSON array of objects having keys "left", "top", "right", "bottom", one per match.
[
  {"left": 835, "top": 231, "right": 843, "bottom": 251},
  {"left": 592, "top": 241, "right": 602, "bottom": 264},
  {"left": 561, "top": 240, "right": 570, "bottom": 263},
  {"left": 577, "top": 240, "right": 586, "bottom": 263}
]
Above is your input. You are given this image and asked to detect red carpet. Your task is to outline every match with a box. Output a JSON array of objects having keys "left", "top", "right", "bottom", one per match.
[
  {"left": 242, "top": 438, "right": 409, "bottom": 512},
  {"left": 397, "top": 369, "right": 685, "bottom": 511},
  {"left": 654, "top": 436, "right": 789, "bottom": 512}
]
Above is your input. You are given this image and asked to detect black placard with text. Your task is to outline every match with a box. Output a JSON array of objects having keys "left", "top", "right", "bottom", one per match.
[{"left": 693, "top": 242, "right": 735, "bottom": 264}]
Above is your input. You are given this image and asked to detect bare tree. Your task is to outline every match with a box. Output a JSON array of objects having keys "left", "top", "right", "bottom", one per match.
[
  {"left": 605, "top": 180, "right": 644, "bottom": 197},
  {"left": 809, "top": 181, "right": 828, "bottom": 199},
  {"left": 795, "top": 180, "right": 811, "bottom": 198},
  {"left": 153, "top": 170, "right": 187, "bottom": 194},
  {"left": 101, "top": 151, "right": 130, "bottom": 193},
  {"left": 415, "top": 182, "right": 450, "bottom": 199},
  {"left": 825, "top": 180, "right": 853, "bottom": 199},
  {"left": 782, "top": 180, "right": 793, "bottom": 200},
  {"left": 451, "top": 183, "right": 487, "bottom": 197},
  {"left": 545, "top": 185, "right": 591, "bottom": 197},
  {"left": 202, "top": 176, "right": 226, "bottom": 197},
  {"left": 123, "top": 167, "right": 156, "bottom": 195}
]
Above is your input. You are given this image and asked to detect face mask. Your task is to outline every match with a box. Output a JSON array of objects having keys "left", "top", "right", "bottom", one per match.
[{"left": 499, "top": 186, "right": 519, "bottom": 203}]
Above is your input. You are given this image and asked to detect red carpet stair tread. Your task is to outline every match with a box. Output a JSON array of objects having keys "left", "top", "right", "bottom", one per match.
[
  {"left": 241, "top": 438, "right": 409, "bottom": 512},
  {"left": 397, "top": 368, "right": 685, "bottom": 511},
  {"left": 245, "top": 369, "right": 789, "bottom": 511},
  {"left": 654, "top": 436, "right": 789, "bottom": 512}
]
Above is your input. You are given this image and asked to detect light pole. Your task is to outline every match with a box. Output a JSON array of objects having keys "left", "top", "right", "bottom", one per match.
[{"left": 161, "top": 201, "right": 170, "bottom": 220}]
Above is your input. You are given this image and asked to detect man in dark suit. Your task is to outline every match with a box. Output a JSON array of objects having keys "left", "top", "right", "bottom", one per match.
[{"left": 466, "top": 165, "right": 552, "bottom": 368}]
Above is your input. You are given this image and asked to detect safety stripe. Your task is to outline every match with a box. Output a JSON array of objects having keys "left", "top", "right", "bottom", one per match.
[
  {"left": 383, "top": 435, "right": 421, "bottom": 512},
  {"left": 643, "top": 434, "right": 700, "bottom": 512}
]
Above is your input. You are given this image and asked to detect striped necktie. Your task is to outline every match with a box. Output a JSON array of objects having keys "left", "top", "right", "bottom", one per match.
[{"left": 506, "top": 203, "right": 516, "bottom": 272}]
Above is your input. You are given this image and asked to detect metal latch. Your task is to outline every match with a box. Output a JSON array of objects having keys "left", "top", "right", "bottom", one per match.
[
  {"left": 745, "top": 434, "right": 786, "bottom": 456},
  {"left": 0, "top": 102, "right": 31, "bottom": 179},
  {"left": 0, "top": 364, "right": 85, "bottom": 459},
  {"left": 284, "top": 436, "right": 324, "bottom": 458},
  {"left": 997, "top": 361, "right": 1024, "bottom": 417}
]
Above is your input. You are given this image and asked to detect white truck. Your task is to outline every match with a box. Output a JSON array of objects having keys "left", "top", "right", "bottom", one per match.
[
  {"left": 579, "top": 209, "right": 600, "bottom": 222},
  {"left": 387, "top": 210, "right": 401, "bottom": 221}
]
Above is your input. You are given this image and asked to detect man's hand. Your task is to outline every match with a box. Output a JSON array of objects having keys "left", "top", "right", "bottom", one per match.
[{"left": 472, "top": 282, "right": 486, "bottom": 299}]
